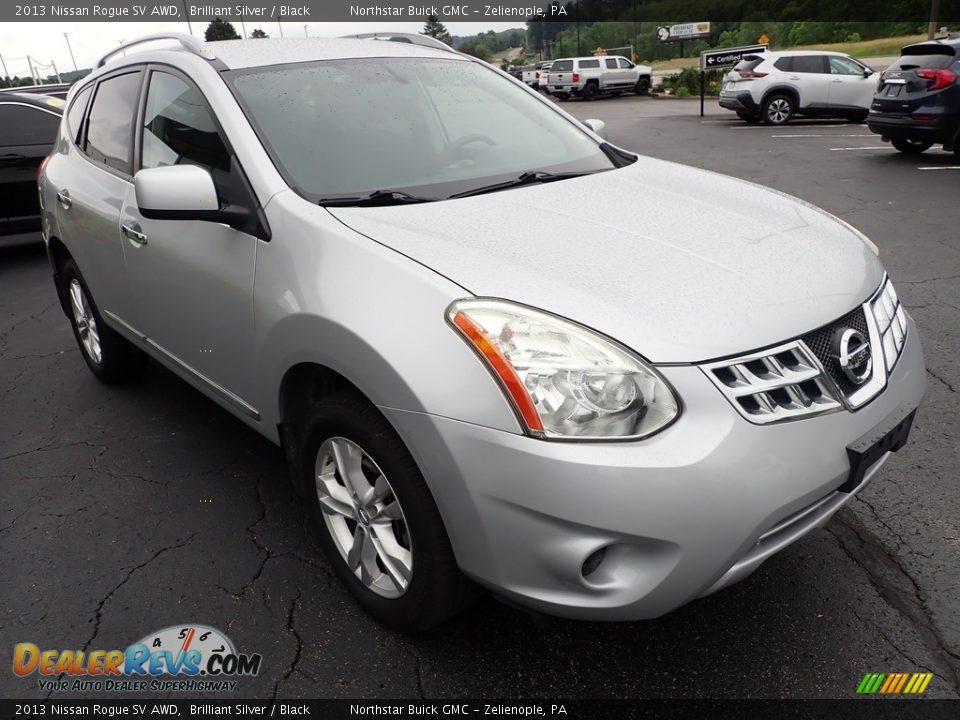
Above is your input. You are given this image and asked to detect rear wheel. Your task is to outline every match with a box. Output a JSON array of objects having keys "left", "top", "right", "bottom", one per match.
[
  {"left": 891, "top": 138, "right": 933, "bottom": 154},
  {"left": 301, "top": 391, "right": 475, "bottom": 631},
  {"left": 61, "top": 258, "right": 146, "bottom": 383},
  {"left": 582, "top": 82, "right": 599, "bottom": 101},
  {"left": 762, "top": 94, "right": 794, "bottom": 125}
]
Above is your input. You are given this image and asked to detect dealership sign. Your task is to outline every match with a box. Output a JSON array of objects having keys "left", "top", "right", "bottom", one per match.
[
  {"left": 700, "top": 44, "right": 769, "bottom": 71},
  {"left": 657, "top": 22, "right": 711, "bottom": 43}
]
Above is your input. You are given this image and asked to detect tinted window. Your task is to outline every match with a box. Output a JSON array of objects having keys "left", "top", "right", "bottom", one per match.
[
  {"left": 85, "top": 72, "right": 141, "bottom": 174},
  {"left": 552, "top": 60, "right": 573, "bottom": 72},
  {"left": 792, "top": 55, "right": 826, "bottom": 73},
  {"left": 891, "top": 45, "right": 957, "bottom": 70},
  {"left": 0, "top": 104, "right": 61, "bottom": 145},
  {"left": 142, "top": 72, "right": 230, "bottom": 174},
  {"left": 66, "top": 85, "right": 92, "bottom": 143},
  {"left": 579, "top": 59, "right": 600, "bottom": 69},
  {"left": 773, "top": 57, "right": 793, "bottom": 71},
  {"left": 605, "top": 58, "right": 618, "bottom": 69},
  {"left": 736, "top": 57, "right": 765, "bottom": 72},
  {"left": 618, "top": 58, "right": 633, "bottom": 69},
  {"left": 830, "top": 56, "right": 866, "bottom": 75}
]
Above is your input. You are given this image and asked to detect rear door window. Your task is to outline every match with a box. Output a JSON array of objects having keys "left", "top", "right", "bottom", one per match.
[
  {"left": 792, "top": 56, "right": 827, "bottom": 73},
  {"left": 0, "top": 104, "right": 61, "bottom": 146},
  {"left": 579, "top": 59, "right": 600, "bottom": 69},
  {"left": 84, "top": 71, "right": 142, "bottom": 175},
  {"left": 605, "top": 58, "right": 618, "bottom": 69}
]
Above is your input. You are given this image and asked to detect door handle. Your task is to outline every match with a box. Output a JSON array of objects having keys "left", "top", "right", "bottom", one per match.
[
  {"left": 56, "top": 189, "right": 72, "bottom": 209},
  {"left": 831, "top": 79, "right": 843, "bottom": 83},
  {"left": 0, "top": 153, "right": 26, "bottom": 165},
  {"left": 122, "top": 222, "right": 148, "bottom": 247}
]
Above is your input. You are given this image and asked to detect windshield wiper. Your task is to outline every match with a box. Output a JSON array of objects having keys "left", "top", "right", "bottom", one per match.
[
  {"left": 318, "top": 189, "right": 437, "bottom": 207},
  {"left": 449, "top": 170, "right": 603, "bottom": 200}
]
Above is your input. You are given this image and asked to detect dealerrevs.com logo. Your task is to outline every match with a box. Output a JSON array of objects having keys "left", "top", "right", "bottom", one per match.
[{"left": 13, "top": 625, "right": 262, "bottom": 693}]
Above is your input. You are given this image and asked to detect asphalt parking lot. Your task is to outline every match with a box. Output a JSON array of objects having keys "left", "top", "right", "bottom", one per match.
[{"left": 2, "top": 95, "right": 958, "bottom": 701}]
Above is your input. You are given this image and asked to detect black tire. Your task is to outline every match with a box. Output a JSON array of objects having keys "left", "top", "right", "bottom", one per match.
[
  {"left": 762, "top": 93, "right": 795, "bottom": 125},
  {"left": 301, "top": 390, "right": 475, "bottom": 632},
  {"left": 61, "top": 258, "right": 146, "bottom": 383},
  {"left": 736, "top": 111, "right": 760, "bottom": 124},
  {"left": 582, "top": 82, "right": 599, "bottom": 101},
  {"left": 891, "top": 138, "right": 933, "bottom": 154},
  {"left": 557, "top": 93, "right": 570, "bottom": 102},
  {"left": 635, "top": 77, "right": 651, "bottom": 95},
  {"left": 847, "top": 110, "right": 869, "bottom": 123}
]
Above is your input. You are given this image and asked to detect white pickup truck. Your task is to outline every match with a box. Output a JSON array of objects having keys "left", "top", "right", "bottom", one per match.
[{"left": 545, "top": 55, "right": 653, "bottom": 100}]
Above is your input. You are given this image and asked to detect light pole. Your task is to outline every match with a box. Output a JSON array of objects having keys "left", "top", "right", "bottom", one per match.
[
  {"left": 63, "top": 32, "right": 78, "bottom": 72},
  {"left": 304, "top": 25, "right": 310, "bottom": 37},
  {"left": 181, "top": 0, "right": 192, "bottom": 35},
  {"left": 277, "top": 21, "right": 284, "bottom": 37},
  {"left": 928, "top": 0, "right": 941, "bottom": 39}
]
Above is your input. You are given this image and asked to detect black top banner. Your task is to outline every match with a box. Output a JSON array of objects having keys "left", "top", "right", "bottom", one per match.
[{"left": 5, "top": 0, "right": 960, "bottom": 23}]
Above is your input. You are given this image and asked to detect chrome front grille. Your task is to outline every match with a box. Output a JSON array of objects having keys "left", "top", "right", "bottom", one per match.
[
  {"left": 702, "top": 275, "right": 908, "bottom": 424},
  {"left": 702, "top": 341, "right": 842, "bottom": 423}
]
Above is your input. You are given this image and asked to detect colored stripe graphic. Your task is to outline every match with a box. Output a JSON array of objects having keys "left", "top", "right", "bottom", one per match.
[{"left": 857, "top": 672, "right": 932, "bottom": 695}]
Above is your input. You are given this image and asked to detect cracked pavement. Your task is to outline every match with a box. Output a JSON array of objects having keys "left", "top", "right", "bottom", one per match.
[{"left": 1, "top": 98, "right": 958, "bottom": 700}]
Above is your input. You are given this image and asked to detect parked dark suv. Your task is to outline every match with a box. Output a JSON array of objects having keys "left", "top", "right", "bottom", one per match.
[
  {"left": 0, "top": 92, "right": 63, "bottom": 241},
  {"left": 868, "top": 37, "right": 960, "bottom": 155}
]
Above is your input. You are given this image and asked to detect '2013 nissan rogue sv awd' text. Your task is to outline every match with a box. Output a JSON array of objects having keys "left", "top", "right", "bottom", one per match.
[{"left": 40, "top": 33, "right": 925, "bottom": 631}]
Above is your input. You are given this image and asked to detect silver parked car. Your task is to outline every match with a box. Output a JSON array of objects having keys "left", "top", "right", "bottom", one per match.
[{"left": 40, "top": 33, "right": 925, "bottom": 631}]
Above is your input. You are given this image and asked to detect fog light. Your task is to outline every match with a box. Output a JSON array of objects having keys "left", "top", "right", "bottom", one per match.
[{"left": 581, "top": 547, "right": 607, "bottom": 578}]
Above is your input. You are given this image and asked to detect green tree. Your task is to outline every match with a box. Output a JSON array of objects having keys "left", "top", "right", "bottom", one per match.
[
  {"left": 422, "top": 14, "right": 452, "bottom": 45},
  {"left": 251, "top": 28, "right": 269, "bottom": 39},
  {"left": 204, "top": 18, "right": 241, "bottom": 42}
]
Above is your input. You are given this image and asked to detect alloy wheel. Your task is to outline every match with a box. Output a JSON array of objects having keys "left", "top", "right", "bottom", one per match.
[
  {"left": 68, "top": 278, "right": 102, "bottom": 364},
  {"left": 314, "top": 436, "right": 413, "bottom": 598},
  {"left": 766, "top": 98, "right": 791, "bottom": 124}
]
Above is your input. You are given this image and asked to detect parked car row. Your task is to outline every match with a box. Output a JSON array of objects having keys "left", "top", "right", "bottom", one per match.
[{"left": 719, "top": 37, "right": 960, "bottom": 158}]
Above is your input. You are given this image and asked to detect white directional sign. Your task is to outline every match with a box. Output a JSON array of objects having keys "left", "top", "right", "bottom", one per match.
[
  {"left": 700, "top": 44, "right": 768, "bottom": 71},
  {"left": 657, "top": 22, "right": 711, "bottom": 44}
]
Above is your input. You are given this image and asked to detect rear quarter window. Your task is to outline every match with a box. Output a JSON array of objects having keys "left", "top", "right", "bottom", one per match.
[{"left": 773, "top": 57, "right": 793, "bottom": 71}]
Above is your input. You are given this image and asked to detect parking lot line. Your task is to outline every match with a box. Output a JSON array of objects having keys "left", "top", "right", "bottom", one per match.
[
  {"left": 830, "top": 146, "right": 889, "bottom": 151},
  {"left": 732, "top": 123, "right": 852, "bottom": 130},
  {"left": 917, "top": 166, "right": 960, "bottom": 170},
  {"left": 771, "top": 134, "right": 873, "bottom": 138}
]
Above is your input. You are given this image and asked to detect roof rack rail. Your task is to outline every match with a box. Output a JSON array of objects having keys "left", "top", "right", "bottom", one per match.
[
  {"left": 340, "top": 32, "right": 455, "bottom": 53},
  {"left": 97, "top": 33, "right": 216, "bottom": 68}
]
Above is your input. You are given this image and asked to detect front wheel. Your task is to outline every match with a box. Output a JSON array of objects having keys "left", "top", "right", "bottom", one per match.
[
  {"left": 891, "top": 138, "right": 933, "bottom": 154},
  {"left": 762, "top": 94, "right": 794, "bottom": 125},
  {"left": 61, "top": 258, "right": 146, "bottom": 383},
  {"left": 635, "top": 77, "right": 651, "bottom": 95},
  {"left": 301, "top": 391, "right": 475, "bottom": 631}
]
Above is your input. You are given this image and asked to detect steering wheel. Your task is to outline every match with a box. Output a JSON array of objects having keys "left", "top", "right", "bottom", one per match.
[{"left": 440, "top": 133, "right": 497, "bottom": 166}]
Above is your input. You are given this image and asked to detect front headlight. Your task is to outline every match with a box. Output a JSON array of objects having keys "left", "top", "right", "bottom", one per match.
[{"left": 447, "top": 299, "right": 680, "bottom": 440}]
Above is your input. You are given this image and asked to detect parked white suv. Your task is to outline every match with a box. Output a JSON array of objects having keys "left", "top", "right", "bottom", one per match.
[
  {"left": 546, "top": 55, "right": 653, "bottom": 100},
  {"left": 720, "top": 50, "right": 878, "bottom": 124}
]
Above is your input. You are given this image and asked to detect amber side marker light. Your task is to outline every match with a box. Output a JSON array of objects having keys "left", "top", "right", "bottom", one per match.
[{"left": 451, "top": 311, "right": 544, "bottom": 435}]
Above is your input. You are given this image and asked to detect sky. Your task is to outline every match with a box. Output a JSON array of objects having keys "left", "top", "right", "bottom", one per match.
[{"left": 0, "top": 21, "right": 523, "bottom": 79}]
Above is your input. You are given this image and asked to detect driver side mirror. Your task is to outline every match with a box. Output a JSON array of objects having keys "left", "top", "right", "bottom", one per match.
[{"left": 583, "top": 118, "right": 608, "bottom": 140}]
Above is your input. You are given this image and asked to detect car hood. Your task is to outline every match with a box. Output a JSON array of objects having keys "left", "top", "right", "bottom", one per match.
[{"left": 328, "top": 157, "right": 884, "bottom": 363}]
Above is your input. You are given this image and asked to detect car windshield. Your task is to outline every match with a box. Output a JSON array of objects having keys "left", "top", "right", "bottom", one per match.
[{"left": 229, "top": 57, "right": 617, "bottom": 202}]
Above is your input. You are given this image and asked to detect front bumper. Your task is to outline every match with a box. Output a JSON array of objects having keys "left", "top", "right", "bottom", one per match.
[{"left": 382, "top": 318, "right": 925, "bottom": 621}]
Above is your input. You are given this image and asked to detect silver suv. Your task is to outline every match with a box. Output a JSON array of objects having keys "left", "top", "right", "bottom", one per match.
[
  {"left": 720, "top": 50, "right": 879, "bottom": 124},
  {"left": 41, "top": 33, "right": 924, "bottom": 631},
  {"left": 546, "top": 55, "right": 653, "bottom": 100}
]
